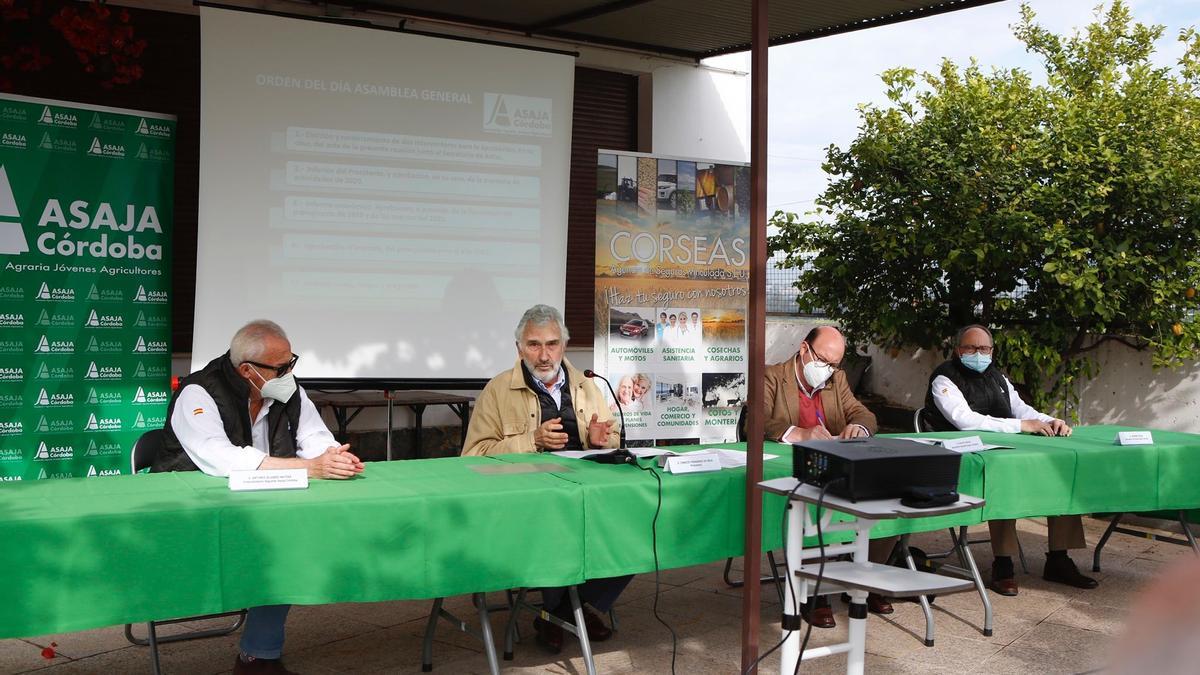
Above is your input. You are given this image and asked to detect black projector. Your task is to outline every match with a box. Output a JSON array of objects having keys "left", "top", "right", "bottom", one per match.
[{"left": 793, "top": 438, "right": 961, "bottom": 502}]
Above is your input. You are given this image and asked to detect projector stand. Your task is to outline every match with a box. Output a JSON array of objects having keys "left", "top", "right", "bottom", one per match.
[{"left": 758, "top": 478, "right": 985, "bottom": 675}]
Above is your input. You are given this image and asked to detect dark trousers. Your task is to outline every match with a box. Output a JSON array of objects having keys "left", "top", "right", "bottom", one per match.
[{"left": 540, "top": 574, "right": 633, "bottom": 614}]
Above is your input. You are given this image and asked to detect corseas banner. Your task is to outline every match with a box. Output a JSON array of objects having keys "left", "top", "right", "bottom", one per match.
[
  {"left": 594, "top": 151, "right": 748, "bottom": 445},
  {"left": 0, "top": 94, "right": 174, "bottom": 481}
]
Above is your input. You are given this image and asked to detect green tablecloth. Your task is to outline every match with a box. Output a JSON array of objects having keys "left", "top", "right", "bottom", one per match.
[
  {"left": 884, "top": 425, "right": 1200, "bottom": 519},
  {"left": 0, "top": 456, "right": 583, "bottom": 638},
  {"left": 2, "top": 424, "right": 1198, "bottom": 639}
]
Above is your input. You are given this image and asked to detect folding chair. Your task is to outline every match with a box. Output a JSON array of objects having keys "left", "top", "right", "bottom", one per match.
[{"left": 125, "top": 429, "right": 247, "bottom": 675}]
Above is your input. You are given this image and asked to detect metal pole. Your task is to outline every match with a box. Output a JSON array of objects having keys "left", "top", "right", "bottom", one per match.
[{"left": 740, "top": 0, "right": 768, "bottom": 670}]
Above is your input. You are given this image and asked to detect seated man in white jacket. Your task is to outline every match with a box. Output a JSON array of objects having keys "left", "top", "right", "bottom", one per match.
[
  {"left": 924, "top": 324, "right": 1097, "bottom": 597},
  {"left": 155, "top": 319, "right": 364, "bottom": 674}
]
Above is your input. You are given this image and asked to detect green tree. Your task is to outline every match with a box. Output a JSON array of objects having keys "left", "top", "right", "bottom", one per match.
[{"left": 770, "top": 1, "right": 1200, "bottom": 414}]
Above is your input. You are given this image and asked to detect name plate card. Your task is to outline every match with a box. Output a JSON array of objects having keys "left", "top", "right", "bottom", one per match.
[
  {"left": 229, "top": 469, "right": 309, "bottom": 491},
  {"left": 942, "top": 436, "right": 986, "bottom": 453},
  {"left": 1116, "top": 431, "right": 1154, "bottom": 446},
  {"left": 661, "top": 451, "right": 722, "bottom": 474}
]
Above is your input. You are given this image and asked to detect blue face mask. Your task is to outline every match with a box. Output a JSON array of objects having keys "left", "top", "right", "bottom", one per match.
[{"left": 960, "top": 352, "right": 992, "bottom": 373}]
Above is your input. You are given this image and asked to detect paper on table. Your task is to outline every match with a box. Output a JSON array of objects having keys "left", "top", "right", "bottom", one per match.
[
  {"left": 550, "top": 449, "right": 615, "bottom": 459},
  {"left": 708, "top": 448, "right": 779, "bottom": 468},
  {"left": 896, "top": 437, "right": 1012, "bottom": 453},
  {"left": 630, "top": 448, "right": 678, "bottom": 459}
]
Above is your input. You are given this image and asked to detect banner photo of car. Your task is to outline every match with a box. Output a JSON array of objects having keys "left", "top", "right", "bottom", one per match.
[{"left": 593, "top": 151, "right": 749, "bottom": 445}]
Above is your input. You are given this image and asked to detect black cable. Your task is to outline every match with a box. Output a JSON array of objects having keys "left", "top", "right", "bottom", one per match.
[
  {"left": 794, "top": 478, "right": 843, "bottom": 675},
  {"left": 636, "top": 462, "right": 678, "bottom": 674}
]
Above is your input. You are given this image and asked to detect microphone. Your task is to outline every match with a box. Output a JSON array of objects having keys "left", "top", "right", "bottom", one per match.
[{"left": 583, "top": 368, "right": 630, "bottom": 459}]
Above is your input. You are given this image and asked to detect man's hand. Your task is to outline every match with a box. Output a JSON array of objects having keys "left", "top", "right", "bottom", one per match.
[
  {"left": 1021, "top": 419, "right": 1055, "bottom": 436},
  {"left": 534, "top": 417, "right": 570, "bottom": 450},
  {"left": 587, "top": 413, "right": 615, "bottom": 448},
  {"left": 1050, "top": 419, "right": 1073, "bottom": 437},
  {"left": 839, "top": 424, "right": 868, "bottom": 439},
  {"left": 783, "top": 425, "right": 833, "bottom": 443},
  {"left": 308, "top": 444, "right": 364, "bottom": 479}
]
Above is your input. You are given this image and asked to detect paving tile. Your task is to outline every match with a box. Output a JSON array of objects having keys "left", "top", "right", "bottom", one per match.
[
  {"left": 34, "top": 633, "right": 241, "bottom": 675},
  {"left": 974, "top": 643, "right": 1100, "bottom": 675},
  {"left": 24, "top": 622, "right": 193, "bottom": 660},
  {"left": 286, "top": 621, "right": 475, "bottom": 674},
  {"left": 1043, "top": 600, "right": 1127, "bottom": 636},
  {"left": 891, "top": 633, "right": 1004, "bottom": 675},
  {"left": 1003, "top": 621, "right": 1112, "bottom": 669},
  {"left": 0, "top": 638, "right": 69, "bottom": 673}
]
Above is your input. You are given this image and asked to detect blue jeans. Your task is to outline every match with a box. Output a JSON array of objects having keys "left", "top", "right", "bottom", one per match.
[{"left": 239, "top": 605, "right": 291, "bottom": 659}]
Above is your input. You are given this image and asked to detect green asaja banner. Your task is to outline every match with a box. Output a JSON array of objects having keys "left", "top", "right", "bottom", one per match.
[{"left": 0, "top": 94, "right": 174, "bottom": 481}]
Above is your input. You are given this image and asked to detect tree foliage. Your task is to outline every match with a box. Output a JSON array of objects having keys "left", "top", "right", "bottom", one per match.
[{"left": 769, "top": 1, "right": 1200, "bottom": 413}]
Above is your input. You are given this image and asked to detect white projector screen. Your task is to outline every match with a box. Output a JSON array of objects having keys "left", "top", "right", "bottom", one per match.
[{"left": 196, "top": 7, "right": 574, "bottom": 379}]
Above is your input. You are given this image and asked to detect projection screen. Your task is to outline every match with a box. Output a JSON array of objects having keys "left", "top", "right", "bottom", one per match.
[{"left": 196, "top": 7, "right": 575, "bottom": 379}]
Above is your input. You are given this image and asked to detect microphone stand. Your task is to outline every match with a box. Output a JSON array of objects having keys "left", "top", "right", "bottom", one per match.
[{"left": 583, "top": 369, "right": 631, "bottom": 462}]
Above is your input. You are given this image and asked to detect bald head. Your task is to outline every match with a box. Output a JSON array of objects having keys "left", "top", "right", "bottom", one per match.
[
  {"left": 955, "top": 325, "right": 994, "bottom": 357},
  {"left": 801, "top": 325, "right": 845, "bottom": 367}
]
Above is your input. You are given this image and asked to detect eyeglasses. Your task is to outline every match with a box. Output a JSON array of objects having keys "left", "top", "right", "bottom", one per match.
[
  {"left": 958, "top": 344, "right": 994, "bottom": 355},
  {"left": 805, "top": 341, "right": 842, "bottom": 369},
  {"left": 243, "top": 353, "right": 299, "bottom": 378}
]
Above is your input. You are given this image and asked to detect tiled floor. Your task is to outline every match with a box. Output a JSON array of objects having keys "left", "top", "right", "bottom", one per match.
[{"left": 2, "top": 516, "right": 1193, "bottom": 674}]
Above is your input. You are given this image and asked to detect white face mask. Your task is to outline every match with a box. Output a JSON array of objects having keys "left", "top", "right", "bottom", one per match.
[
  {"left": 252, "top": 370, "right": 297, "bottom": 403},
  {"left": 800, "top": 343, "right": 835, "bottom": 390}
]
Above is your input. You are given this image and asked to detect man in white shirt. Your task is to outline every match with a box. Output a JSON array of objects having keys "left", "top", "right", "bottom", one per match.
[
  {"left": 154, "top": 319, "right": 363, "bottom": 675},
  {"left": 925, "top": 324, "right": 1096, "bottom": 597}
]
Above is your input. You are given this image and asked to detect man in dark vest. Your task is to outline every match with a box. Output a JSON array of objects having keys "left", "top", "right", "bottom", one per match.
[
  {"left": 155, "top": 319, "right": 364, "bottom": 674},
  {"left": 462, "top": 304, "right": 624, "bottom": 654},
  {"left": 925, "top": 324, "right": 1097, "bottom": 597}
]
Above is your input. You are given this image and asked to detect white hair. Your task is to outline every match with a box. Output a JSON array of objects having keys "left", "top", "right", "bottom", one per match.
[
  {"left": 514, "top": 304, "right": 570, "bottom": 343},
  {"left": 230, "top": 320, "right": 288, "bottom": 364}
]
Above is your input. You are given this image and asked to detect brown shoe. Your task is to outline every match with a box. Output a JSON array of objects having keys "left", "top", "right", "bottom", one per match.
[
  {"left": 867, "top": 593, "right": 893, "bottom": 615},
  {"left": 533, "top": 616, "right": 564, "bottom": 654},
  {"left": 1043, "top": 554, "right": 1099, "bottom": 589},
  {"left": 839, "top": 592, "right": 893, "bottom": 615},
  {"left": 232, "top": 655, "right": 299, "bottom": 675},
  {"left": 579, "top": 606, "right": 613, "bottom": 642},
  {"left": 800, "top": 599, "right": 836, "bottom": 629},
  {"left": 988, "top": 576, "right": 1019, "bottom": 596}
]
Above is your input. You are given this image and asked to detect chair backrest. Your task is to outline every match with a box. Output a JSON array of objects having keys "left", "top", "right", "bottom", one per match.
[
  {"left": 913, "top": 407, "right": 932, "bottom": 433},
  {"left": 131, "top": 428, "right": 166, "bottom": 474}
]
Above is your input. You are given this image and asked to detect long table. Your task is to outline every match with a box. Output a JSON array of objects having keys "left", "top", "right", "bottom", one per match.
[
  {"left": 307, "top": 390, "right": 475, "bottom": 460},
  {"left": 1, "top": 424, "right": 1197, "bottom": 639}
]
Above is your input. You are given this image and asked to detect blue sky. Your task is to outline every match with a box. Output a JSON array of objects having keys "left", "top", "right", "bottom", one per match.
[{"left": 708, "top": 0, "right": 1198, "bottom": 214}]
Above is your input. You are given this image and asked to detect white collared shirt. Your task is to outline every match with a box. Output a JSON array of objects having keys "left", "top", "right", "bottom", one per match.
[
  {"left": 930, "top": 374, "right": 1058, "bottom": 434},
  {"left": 170, "top": 384, "right": 336, "bottom": 477},
  {"left": 529, "top": 365, "right": 566, "bottom": 408}
]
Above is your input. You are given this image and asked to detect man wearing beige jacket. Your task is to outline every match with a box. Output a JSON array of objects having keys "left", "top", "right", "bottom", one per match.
[{"left": 463, "top": 304, "right": 625, "bottom": 654}]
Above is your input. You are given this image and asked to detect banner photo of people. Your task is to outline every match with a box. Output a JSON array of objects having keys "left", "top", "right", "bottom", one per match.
[{"left": 593, "top": 151, "right": 748, "bottom": 445}]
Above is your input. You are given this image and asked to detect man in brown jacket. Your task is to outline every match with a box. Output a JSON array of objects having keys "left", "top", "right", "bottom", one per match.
[
  {"left": 462, "top": 304, "right": 625, "bottom": 654},
  {"left": 764, "top": 325, "right": 896, "bottom": 628}
]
